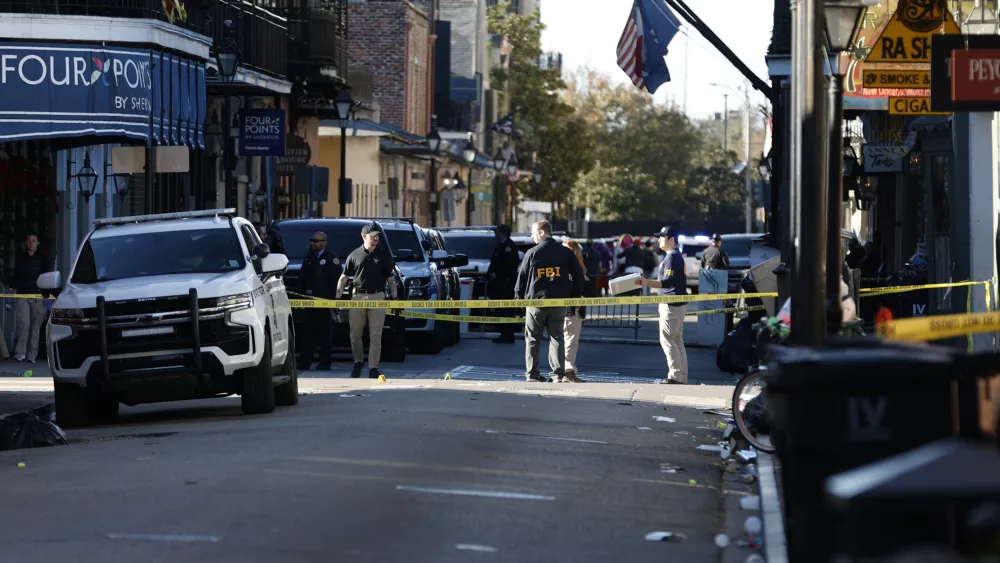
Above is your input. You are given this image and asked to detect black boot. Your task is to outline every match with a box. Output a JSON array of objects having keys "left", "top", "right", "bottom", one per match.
[
  {"left": 350, "top": 362, "right": 363, "bottom": 378},
  {"left": 369, "top": 367, "right": 383, "bottom": 379}
]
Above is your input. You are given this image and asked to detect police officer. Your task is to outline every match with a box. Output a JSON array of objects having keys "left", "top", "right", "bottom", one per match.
[
  {"left": 337, "top": 223, "right": 398, "bottom": 379},
  {"left": 487, "top": 224, "right": 520, "bottom": 344},
  {"left": 635, "top": 226, "right": 688, "bottom": 384},
  {"left": 515, "top": 221, "right": 584, "bottom": 383},
  {"left": 298, "top": 231, "right": 342, "bottom": 371},
  {"left": 701, "top": 233, "right": 730, "bottom": 270}
]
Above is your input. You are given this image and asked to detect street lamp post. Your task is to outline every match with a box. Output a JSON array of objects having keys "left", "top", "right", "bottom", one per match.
[
  {"left": 492, "top": 149, "right": 506, "bottom": 226},
  {"left": 428, "top": 127, "right": 442, "bottom": 227},
  {"left": 335, "top": 90, "right": 354, "bottom": 217},
  {"left": 824, "top": 0, "right": 870, "bottom": 335},
  {"left": 550, "top": 174, "right": 557, "bottom": 219},
  {"left": 215, "top": 20, "right": 240, "bottom": 210},
  {"left": 506, "top": 152, "right": 519, "bottom": 226},
  {"left": 463, "top": 139, "right": 476, "bottom": 226},
  {"left": 711, "top": 81, "right": 754, "bottom": 232}
]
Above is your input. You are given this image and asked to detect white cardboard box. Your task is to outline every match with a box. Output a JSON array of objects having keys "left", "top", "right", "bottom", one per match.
[{"left": 609, "top": 273, "right": 642, "bottom": 295}]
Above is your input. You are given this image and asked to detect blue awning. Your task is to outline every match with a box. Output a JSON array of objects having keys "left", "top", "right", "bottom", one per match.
[{"left": 0, "top": 42, "right": 205, "bottom": 149}]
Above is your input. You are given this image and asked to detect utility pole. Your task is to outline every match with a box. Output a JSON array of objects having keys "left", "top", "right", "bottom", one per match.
[
  {"left": 722, "top": 94, "right": 729, "bottom": 152},
  {"left": 744, "top": 81, "right": 752, "bottom": 233}
]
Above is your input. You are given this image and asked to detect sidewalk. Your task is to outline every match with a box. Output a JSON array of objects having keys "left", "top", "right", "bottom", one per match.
[{"left": 0, "top": 360, "right": 53, "bottom": 417}]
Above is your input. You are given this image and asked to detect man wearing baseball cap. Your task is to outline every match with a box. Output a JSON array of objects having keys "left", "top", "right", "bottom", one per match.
[
  {"left": 337, "top": 222, "right": 398, "bottom": 379},
  {"left": 700, "top": 233, "right": 729, "bottom": 271},
  {"left": 635, "top": 226, "right": 689, "bottom": 384}
]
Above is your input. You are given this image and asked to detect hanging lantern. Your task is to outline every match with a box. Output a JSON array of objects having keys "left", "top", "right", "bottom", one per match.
[{"left": 855, "top": 175, "right": 878, "bottom": 210}]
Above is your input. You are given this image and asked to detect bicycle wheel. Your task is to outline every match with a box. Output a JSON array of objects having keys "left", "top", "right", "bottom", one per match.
[{"left": 731, "top": 367, "right": 776, "bottom": 453}]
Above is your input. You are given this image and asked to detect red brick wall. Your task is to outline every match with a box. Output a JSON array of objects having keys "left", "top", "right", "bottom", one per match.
[{"left": 348, "top": 1, "right": 432, "bottom": 135}]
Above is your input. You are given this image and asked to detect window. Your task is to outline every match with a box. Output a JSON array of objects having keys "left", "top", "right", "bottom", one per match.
[
  {"left": 241, "top": 225, "right": 262, "bottom": 275},
  {"left": 71, "top": 229, "right": 245, "bottom": 284},
  {"left": 444, "top": 234, "right": 496, "bottom": 259},
  {"left": 271, "top": 225, "right": 391, "bottom": 261},
  {"left": 382, "top": 228, "right": 423, "bottom": 261}
]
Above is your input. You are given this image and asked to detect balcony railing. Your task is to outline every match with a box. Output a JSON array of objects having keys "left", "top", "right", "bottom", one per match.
[
  {"left": 0, "top": 0, "right": 199, "bottom": 32},
  {"left": 275, "top": 2, "right": 348, "bottom": 78},
  {"left": 537, "top": 51, "right": 563, "bottom": 72},
  {"left": 205, "top": 0, "right": 288, "bottom": 79}
]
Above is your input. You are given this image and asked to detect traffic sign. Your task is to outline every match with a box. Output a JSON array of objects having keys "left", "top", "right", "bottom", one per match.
[
  {"left": 864, "top": 0, "right": 960, "bottom": 63},
  {"left": 888, "top": 96, "right": 950, "bottom": 115},
  {"left": 862, "top": 69, "right": 931, "bottom": 89}
]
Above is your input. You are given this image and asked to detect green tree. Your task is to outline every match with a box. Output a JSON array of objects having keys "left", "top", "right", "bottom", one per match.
[{"left": 487, "top": 3, "right": 594, "bottom": 212}]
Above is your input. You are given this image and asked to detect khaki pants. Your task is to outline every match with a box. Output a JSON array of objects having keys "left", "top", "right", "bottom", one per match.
[
  {"left": 349, "top": 292, "right": 387, "bottom": 368},
  {"left": 15, "top": 298, "right": 46, "bottom": 361},
  {"left": 658, "top": 303, "right": 688, "bottom": 383},
  {"left": 563, "top": 312, "right": 583, "bottom": 374}
]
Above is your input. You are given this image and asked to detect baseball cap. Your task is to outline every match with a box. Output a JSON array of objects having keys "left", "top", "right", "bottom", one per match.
[
  {"left": 361, "top": 222, "right": 382, "bottom": 235},
  {"left": 711, "top": 233, "right": 723, "bottom": 241},
  {"left": 653, "top": 226, "right": 679, "bottom": 239}
]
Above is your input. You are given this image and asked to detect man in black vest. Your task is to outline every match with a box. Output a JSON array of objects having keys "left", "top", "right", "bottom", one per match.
[{"left": 297, "top": 231, "right": 342, "bottom": 371}]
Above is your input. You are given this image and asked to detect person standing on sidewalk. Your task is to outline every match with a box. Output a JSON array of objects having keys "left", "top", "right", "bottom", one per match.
[
  {"left": 487, "top": 224, "right": 520, "bottom": 344},
  {"left": 297, "top": 231, "right": 342, "bottom": 371},
  {"left": 635, "top": 226, "right": 688, "bottom": 384},
  {"left": 11, "top": 234, "right": 50, "bottom": 363},
  {"left": 515, "top": 221, "right": 584, "bottom": 383},
  {"left": 337, "top": 223, "right": 397, "bottom": 379},
  {"left": 562, "top": 240, "right": 589, "bottom": 383}
]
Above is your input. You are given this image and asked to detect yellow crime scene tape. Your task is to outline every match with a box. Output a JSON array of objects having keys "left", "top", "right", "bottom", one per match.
[
  {"left": 877, "top": 310, "right": 1000, "bottom": 342},
  {"left": 398, "top": 304, "right": 769, "bottom": 325}
]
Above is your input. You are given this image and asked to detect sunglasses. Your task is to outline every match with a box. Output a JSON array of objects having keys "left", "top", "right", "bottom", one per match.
[{"left": 310, "top": 238, "right": 326, "bottom": 243}]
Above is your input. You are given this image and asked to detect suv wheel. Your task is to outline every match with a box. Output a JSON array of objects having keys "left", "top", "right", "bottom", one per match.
[
  {"left": 54, "top": 380, "right": 119, "bottom": 428},
  {"left": 241, "top": 331, "right": 276, "bottom": 415},
  {"left": 275, "top": 323, "right": 299, "bottom": 407}
]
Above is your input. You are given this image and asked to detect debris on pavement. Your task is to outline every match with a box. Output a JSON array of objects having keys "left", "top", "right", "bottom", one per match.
[
  {"left": 659, "top": 463, "right": 684, "bottom": 473},
  {"left": 645, "top": 531, "right": 687, "bottom": 542},
  {"left": 653, "top": 416, "right": 675, "bottom": 423},
  {"left": 714, "top": 533, "right": 730, "bottom": 547},
  {"left": 637, "top": 426, "right": 652, "bottom": 431},
  {"left": 618, "top": 402, "right": 633, "bottom": 406},
  {"left": 744, "top": 516, "right": 762, "bottom": 534},
  {"left": 0, "top": 406, "right": 68, "bottom": 451},
  {"left": 737, "top": 450, "right": 758, "bottom": 462},
  {"left": 17, "top": 462, "right": 25, "bottom": 468},
  {"left": 672, "top": 430, "right": 690, "bottom": 435},
  {"left": 740, "top": 495, "right": 761, "bottom": 511},
  {"left": 697, "top": 444, "right": 726, "bottom": 452}
]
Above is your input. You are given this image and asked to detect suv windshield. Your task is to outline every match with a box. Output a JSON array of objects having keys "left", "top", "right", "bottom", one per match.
[
  {"left": 72, "top": 228, "right": 245, "bottom": 283},
  {"left": 721, "top": 236, "right": 757, "bottom": 259},
  {"left": 270, "top": 224, "right": 392, "bottom": 260},
  {"left": 443, "top": 234, "right": 496, "bottom": 260},
  {"left": 681, "top": 244, "right": 707, "bottom": 258},
  {"left": 382, "top": 228, "right": 424, "bottom": 261}
]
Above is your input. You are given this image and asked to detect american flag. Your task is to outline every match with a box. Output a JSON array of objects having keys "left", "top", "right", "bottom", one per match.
[
  {"left": 617, "top": 2, "right": 646, "bottom": 90},
  {"left": 616, "top": 0, "right": 681, "bottom": 95}
]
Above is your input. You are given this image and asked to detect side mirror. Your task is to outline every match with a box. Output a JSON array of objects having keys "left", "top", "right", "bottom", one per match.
[
  {"left": 260, "top": 253, "right": 289, "bottom": 275},
  {"left": 421, "top": 239, "right": 433, "bottom": 251},
  {"left": 37, "top": 271, "right": 62, "bottom": 297},
  {"left": 253, "top": 242, "right": 270, "bottom": 260},
  {"left": 430, "top": 249, "right": 448, "bottom": 261},
  {"left": 395, "top": 248, "right": 415, "bottom": 262},
  {"left": 447, "top": 254, "right": 469, "bottom": 268}
]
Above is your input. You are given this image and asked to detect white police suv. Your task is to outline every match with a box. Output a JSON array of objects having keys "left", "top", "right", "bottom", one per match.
[{"left": 37, "top": 209, "right": 297, "bottom": 427}]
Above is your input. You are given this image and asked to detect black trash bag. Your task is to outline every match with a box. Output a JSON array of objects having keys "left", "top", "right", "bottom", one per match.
[
  {"left": 0, "top": 405, "right": 68, "bottom": 450},
  {"left": 740, "top": 390, "right": 770, "bottom": 436},
  {"left": 716, "top": 312, "right": 765, "bottom": 374}
]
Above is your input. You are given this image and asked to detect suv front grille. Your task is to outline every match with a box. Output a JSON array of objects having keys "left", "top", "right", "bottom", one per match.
[{"left": 60, "top": 294, "right": 250, "bottom": 328}]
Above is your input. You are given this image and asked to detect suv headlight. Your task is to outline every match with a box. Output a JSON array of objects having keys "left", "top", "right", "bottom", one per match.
[
  {"left": 405, "top": 277, "right": 432, "bottom": 299},
  {"left": 50, "top": 308, "right": 84, "bottom": 325},
  {"left": 213, "top": 293, "right": 253, "bottom": 312}
]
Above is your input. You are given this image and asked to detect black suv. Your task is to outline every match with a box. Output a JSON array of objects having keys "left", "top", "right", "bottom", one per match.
[{"left": 265, "top": 218, "right": 408, "bottom": 362}]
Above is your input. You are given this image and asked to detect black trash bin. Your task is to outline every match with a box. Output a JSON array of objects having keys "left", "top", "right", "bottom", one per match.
[{"left": 762, "top": 339, "right": 1000, "bottom": 563}]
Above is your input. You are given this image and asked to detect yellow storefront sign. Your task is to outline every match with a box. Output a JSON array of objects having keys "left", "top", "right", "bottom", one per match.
[
  {"left": 888, "top": 96, "right": 950, "bottom": 115},
  {"left": 862, "top": 69, "right": 930, "bottom": 89},
  {"left": 864, "top": 0, "right": 960, "bottom": 63}
]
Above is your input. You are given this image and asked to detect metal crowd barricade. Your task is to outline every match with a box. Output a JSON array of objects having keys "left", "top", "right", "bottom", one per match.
[{"left": 582, "top": 273, "right": 641, "bottom": 339}]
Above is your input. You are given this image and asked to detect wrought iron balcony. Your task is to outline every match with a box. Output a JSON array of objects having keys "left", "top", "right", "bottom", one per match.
[
  {"left": 0, "top": 0, "right": 199, "bottom": 31},
  {"left": 537, "top": 51, "right": 563, "bottom": 72},
  {"left": 275, "top": 1, "right": 348, "bottom": 80},
  {"left": 207, "top": 0, "right": 288, "bottom": 79}
]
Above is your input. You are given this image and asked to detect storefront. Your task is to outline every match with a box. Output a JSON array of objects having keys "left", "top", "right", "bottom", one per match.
[{"left": 0, "top": 39, "right": 209, "bottom": 282}]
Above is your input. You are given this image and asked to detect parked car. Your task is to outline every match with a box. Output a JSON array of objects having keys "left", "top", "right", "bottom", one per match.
[
  {"left": 437, "top": 227, "right": 497, "bottom": 278},
  {"left": 40, "top": 209, "right": 297, "bottom": 427},
  {"left": 265, "top": 218, "right": 408, "bottom": 362},
  {"left": 373, "top": 217, "right": 466, "bottom": 353}
]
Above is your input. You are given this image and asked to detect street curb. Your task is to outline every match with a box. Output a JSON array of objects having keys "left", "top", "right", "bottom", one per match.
[{"left": 758, "top": 451, "right": 788, "bottom": 563}]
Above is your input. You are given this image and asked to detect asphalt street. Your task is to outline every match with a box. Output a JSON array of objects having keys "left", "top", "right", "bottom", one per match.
[{"left": 0, "top": 337, "right": 741, "bottom": 563}]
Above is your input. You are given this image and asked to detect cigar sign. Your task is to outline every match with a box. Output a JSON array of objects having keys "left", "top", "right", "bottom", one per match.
[{"left": 951, "top": 49, "right": 1000, "bottom": 104}]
